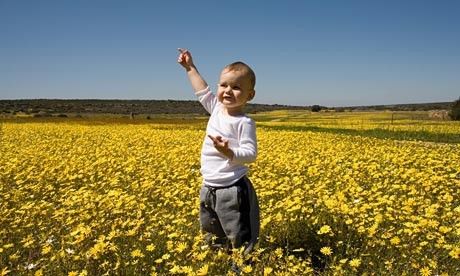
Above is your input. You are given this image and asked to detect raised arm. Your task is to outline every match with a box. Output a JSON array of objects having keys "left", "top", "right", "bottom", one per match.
[{"left": 178, "top": 48, "right": 208, "bottom": 92}]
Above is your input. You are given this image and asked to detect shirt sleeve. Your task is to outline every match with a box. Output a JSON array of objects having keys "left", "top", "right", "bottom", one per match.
[
  {"left": 195, "top": 86, "right": 217, "bottom": 114},
  {"left": 232, "top": 118, "right": 258, "bottom": 164}
]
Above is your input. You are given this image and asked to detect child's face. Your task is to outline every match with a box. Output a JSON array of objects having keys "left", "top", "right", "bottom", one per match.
[{"left": 217, "top": 69, "right": 255, "bottom": 113}]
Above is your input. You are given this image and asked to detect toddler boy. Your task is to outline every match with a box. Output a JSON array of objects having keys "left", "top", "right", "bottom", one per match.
[{"left": 177, "top": 48, "right": 260, "bottom": 255}]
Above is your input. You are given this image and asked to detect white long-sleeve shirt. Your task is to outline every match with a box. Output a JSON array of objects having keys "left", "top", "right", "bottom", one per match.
[{"left": 196, "top": 87, "right": 257, "bottom": 187}]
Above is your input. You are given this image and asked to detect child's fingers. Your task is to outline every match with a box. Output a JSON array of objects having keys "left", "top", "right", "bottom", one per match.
[
  {"left": 208, "top": 135, "right": 221, "bottom": 146},
  {"left": 178, "top": 48, "right": 190, "bottom": 56},
  {"left": 177, "top": 49, "right": 191, "bottom": 64}
]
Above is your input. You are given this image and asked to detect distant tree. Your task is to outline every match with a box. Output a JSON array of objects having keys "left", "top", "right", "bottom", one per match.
[
  {"left": 450, "top": 97, "right": 460, "bottom": 120},
  {"left": 311, "top": 105, "right": 322, "bottom": 112}
]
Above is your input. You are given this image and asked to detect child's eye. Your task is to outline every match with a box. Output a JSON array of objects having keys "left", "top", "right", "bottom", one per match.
[{"left": 233, "top": 86, "right": 241, "bottom": 90}]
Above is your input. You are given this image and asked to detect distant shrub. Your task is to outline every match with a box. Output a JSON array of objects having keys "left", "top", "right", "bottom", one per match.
[
  {"left": 450, "top": 97, "right": 460, "bottom": 121},
  {"left": 311, "top": 105, "right": 322, "bottom": 112},
  {"left": 33, "top": 113, "right": 53, "bottom": 118},
  {"left": 57, "top": 114, "right": 68, "bottom": 118}
]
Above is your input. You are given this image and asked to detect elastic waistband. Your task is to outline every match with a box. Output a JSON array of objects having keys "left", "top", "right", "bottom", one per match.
[{"left": 204, "top": 176, "right": 248, "bottom": 189}]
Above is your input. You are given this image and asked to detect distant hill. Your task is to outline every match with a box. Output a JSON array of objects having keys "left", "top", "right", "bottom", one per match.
[
  {"left": 335, "top": 102, "right": 453, "bottom": 112},
  {"left": 0, "top": 99, "right": 306, "bottom": 116},
  {"left": 0, "top": 99, "right": 454, "bottom": 117}
]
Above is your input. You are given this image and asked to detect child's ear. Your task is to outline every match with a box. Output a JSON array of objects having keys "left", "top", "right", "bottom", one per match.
[{"left": 247, "top": 89, "right": 255, "bottom": 101}]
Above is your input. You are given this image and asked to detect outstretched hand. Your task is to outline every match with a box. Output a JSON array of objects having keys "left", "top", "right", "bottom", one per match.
[
  {"left": 208, "top": 135, "right": 234, "bottom": 160},
  {"left": 177, "top": 48, "right": 194, "bottom": 70},
  {"left": 177, "top": 47, "right": 208, "bottom": 92}
]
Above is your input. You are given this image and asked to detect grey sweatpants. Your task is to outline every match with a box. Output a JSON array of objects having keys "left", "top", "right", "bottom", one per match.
[{"left": 199, "top": 176, "right": 260, "bottom": 255}]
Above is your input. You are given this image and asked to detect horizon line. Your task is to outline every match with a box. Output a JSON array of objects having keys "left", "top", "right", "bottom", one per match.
[{"left": 0, "top": 98, "right": 455, "bottom": 109}]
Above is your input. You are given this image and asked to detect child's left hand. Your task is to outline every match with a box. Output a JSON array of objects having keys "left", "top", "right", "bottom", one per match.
[
  {"left": 208, "top": 135, "right": 228, "bottom": 149},
  {"left": 208, "top": 135, "right": 234, "bottom": 160}
]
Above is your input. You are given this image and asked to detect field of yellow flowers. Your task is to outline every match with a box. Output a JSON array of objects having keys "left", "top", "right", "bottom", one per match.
[{"left": 1, "top": 111, "right": 459, "bottom": 275}]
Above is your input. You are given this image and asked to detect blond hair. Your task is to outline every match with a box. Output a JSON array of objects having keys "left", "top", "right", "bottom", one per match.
[{"left": 223, "top": 62, "right": 256, "bottom": 90}]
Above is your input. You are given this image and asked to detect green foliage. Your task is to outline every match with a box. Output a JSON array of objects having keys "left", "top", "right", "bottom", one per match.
[
  {"left": 450, "top": 97, "right": 460, "bottom": 121},
  {"left": 311, "top": 105, "right": 322, "bottom": 112}
]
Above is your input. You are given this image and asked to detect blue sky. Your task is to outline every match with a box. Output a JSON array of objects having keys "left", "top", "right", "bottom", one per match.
[{"left": 1, "top": 0, "right": 459, "bottom": 107}]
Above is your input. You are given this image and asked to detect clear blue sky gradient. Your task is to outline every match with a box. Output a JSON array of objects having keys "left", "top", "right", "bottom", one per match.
[{"left": 1, "top": 0, "right": 459, "bottom": 107}]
